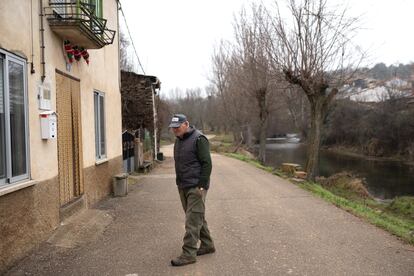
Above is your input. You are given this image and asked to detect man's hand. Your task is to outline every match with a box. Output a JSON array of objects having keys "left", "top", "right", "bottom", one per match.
[{"left": 197, "top": 187, "right": 204, "bottom": 197}]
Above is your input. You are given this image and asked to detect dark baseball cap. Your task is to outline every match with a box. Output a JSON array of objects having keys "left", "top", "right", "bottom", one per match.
[{"left": 168, "top": 114, "right": 187, "bottom": 128}]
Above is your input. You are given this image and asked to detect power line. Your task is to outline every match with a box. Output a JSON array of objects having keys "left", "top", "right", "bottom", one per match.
[{"left": 118, "top": 0, "right": 146, "bottom": 75}]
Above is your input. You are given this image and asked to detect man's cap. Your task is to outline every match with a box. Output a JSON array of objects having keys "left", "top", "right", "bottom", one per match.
[{"left": 168, "top": 114, "right": 187, "bottom": 128}]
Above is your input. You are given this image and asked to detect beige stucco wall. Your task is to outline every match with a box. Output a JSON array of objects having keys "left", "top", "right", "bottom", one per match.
[
  {"left": 0, "top": 0, "right": 122, "bottom": 271},
  {"left": 0, "top": 1, "right": 55, "bottom": 181},
  {"left": 0, "top": 0, "right": 122, "bottom": 182}
]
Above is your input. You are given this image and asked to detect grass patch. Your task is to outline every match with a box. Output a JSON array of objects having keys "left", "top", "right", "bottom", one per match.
[
  {"left": 387, "top": 197, "right": 414, "bottom": 219},
  {"left": 224, "top": 150, "right": 414, "bottom": 244},
  {"left": 209, "top": 133, "right": 236, "bottom": 153},
  {"left": 225, "top": 153, "right": 287, "bottom": 177},
  {"left": 317, "top": 172, "right": 372, "bottom": 203},
  {"left": 210, "top": 133, "right": 234, "bottom": 144},
  {"left": 210, "top": 143, "right": 234, "bottom": 153},
  {"left": 299, "top": 182, "right": 414, "bottom": 244},
  {"left": 226, "top": 153, "right": 272, "bottom": 172}
]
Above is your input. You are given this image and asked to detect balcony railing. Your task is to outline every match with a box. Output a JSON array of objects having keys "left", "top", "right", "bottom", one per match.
[{"left": 45, "top": 1, "right": 116, "bottom": 49}]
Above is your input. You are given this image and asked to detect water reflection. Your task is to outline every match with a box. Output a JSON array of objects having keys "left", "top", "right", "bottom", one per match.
[{"left": 264, "top": 142, "right": 414, "bottom": 199}]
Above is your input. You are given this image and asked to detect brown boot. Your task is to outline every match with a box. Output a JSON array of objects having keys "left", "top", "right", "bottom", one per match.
[
  {"left": 196, "top": 247, "right": 216, "bottom": 256},
  {"left": 171, "top": 255, "right": 196, "bottom": 266}
]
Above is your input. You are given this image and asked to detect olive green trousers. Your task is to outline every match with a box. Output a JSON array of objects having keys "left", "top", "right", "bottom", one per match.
[{"left": 178, "top": 187, "right": 214, "bottom": 257}]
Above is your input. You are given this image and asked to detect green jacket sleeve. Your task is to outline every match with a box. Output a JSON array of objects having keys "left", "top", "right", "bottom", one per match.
[{"left": 196, "top": 136, "right": 212, "bottom": 188}]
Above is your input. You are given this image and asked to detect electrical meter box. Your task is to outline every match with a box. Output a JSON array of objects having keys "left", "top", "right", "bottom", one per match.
[
  {"left": 40, "top": 111, "right": 57, "bottom": 139},
  {"left": 38, "top": 84, "right": 52, "bottom": 110}
]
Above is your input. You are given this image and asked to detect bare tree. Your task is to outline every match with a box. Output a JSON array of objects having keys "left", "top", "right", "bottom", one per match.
[
  {"left": 282, "top": 85, "right": 309, "bottom": 138},
  {"left": 204, "top": 85, "right": 224, "bottom": 132},
  {"left": 232, "top": 5, "right": 278, "bottom": 163},
  {"left": 166, "top": 87, "right": 211, "bottom": 132},
  {"left": 120, "top": 31, "right": 134, "bottom": 71},
  {"left": 265, "top": 0, "right": 364, "bottom": 179},
  {"left": 156, "top": 94, "right": 172, "bottom": 144},
  {"left": 210, "top": 42, "right": 251, "bottom": 141}
]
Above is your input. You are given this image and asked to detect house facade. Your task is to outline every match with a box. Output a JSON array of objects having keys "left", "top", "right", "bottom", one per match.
[{"left": 0, "top": 0, "right": 122, "bottom": 270}]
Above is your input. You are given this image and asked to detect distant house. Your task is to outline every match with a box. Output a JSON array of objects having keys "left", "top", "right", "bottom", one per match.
[
  {"left": 0, "top": 0, "right": 122, "bottom": 270},
  {"left": 353, "top": 78, "right": 367, "bottom": 89},
  {"left": 343, "top": 77, "right": 413, "bottom": 103},
  {"left": 121, "top": 71, "right": 161, "bottom": 165}
]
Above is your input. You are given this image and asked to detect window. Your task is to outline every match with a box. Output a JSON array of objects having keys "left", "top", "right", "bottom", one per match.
[
  {"left": 0, "top": 58, "right": 5, "bottom": 182},
  {"left": 88, "top": 0, "right": 103, "bottom": 18},
  {"left": 0, "top": 49, "right": 29, "bottom": 186},
  {"left": 94, "top": 91, "right": 106, "bottom": 160}
]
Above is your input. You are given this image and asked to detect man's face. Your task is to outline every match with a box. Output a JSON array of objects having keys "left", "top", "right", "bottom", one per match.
[{"left": 171, "top": 121, "right": 189, "bottom": 138}]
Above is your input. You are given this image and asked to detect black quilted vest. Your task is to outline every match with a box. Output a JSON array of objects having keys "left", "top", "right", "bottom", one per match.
[{"left": 174, "top": 127, "right": 204, "bottom": 189}]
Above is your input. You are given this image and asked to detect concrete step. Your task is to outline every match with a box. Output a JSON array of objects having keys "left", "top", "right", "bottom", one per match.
[{"left": 59, "top": 196, "right": 86, "bottom": 222}]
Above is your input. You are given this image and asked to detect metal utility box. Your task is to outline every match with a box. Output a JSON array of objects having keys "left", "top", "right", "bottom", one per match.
[
  {"left": 38, "top": 84, "right": 52, "bottom": 110},
  {"left": 40, "top": 111, "right": 57, "bottom": 139}
]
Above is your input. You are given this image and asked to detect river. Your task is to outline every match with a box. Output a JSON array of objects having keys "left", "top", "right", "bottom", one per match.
[{"left": 263, "top": 141, "right": 414, "bottom": 199}]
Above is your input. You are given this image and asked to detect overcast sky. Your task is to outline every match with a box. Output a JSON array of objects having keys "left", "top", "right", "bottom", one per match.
[{"left": 119, "top": 0, "right": 414, "bottom": 95}]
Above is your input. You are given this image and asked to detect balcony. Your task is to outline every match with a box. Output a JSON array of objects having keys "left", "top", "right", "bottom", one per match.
[{"left": 45, "top": 1, "right": 116, "bottom": 49}]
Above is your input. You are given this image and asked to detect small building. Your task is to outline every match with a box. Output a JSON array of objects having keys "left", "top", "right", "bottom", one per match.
[
  {"left": 121, "top": 71, "right": 161, "bottom": 166},
  {"left": 0, "top": 0, "right": 122, "bottom": 270}
]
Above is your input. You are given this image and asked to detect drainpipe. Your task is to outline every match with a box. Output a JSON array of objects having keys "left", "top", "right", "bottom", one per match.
[
  {"left": 116, "top": 0, "right": 121, "bottom": 92},
  {"left": 30, "top": 0, "right": 35, "bottom": 74},
  {"left": 39, "top": 0, "right": 46, "bottom": 82},
  {"left": 152, "top": 84, "right": 158, "bottom": 160}
]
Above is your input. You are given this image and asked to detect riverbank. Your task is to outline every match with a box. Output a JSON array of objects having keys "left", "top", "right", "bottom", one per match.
[{"left": 323, "top": 145, "right": 414, "bottom": 166}]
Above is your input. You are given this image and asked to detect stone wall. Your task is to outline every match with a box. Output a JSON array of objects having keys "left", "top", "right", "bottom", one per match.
[{"left": 121, "top": 71, "right": 158, "bottom": 131}]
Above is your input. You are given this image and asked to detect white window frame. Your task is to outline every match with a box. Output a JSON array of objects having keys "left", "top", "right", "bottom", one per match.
[
  {"left": 0, "top": 49, "right": 30, "bottom": 186},
  {"left": 94, "top": 90, "right": 106, "bottom": 160}
]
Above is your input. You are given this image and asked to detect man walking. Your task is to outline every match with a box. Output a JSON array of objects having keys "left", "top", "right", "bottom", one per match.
[{"left": 169, "top": 114, "right": 215, "bottom": 266}]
